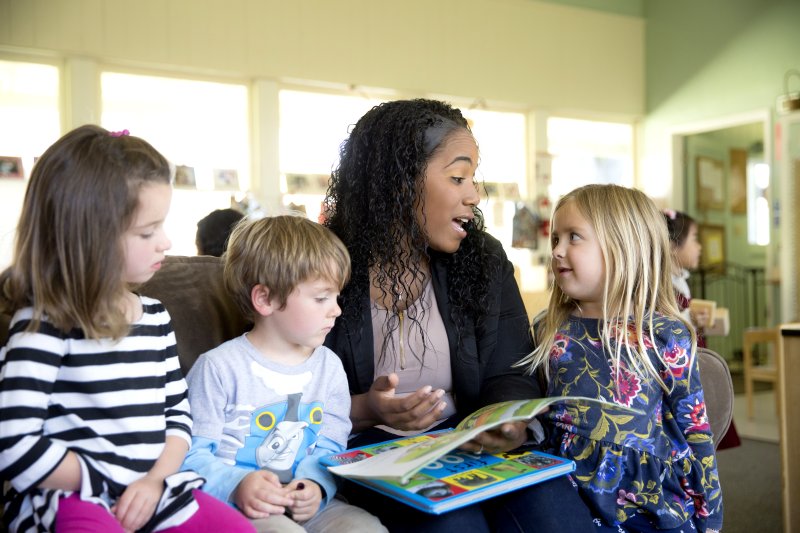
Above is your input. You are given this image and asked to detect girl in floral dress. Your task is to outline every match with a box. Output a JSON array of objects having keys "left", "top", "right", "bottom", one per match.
[{"left": 519, "top": 185, "right": 722, "bottom": 532}]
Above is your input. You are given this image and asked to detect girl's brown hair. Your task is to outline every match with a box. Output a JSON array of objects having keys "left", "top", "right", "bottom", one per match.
[{"left": 0, "top": 125, "right": 171, "bottom": 339}]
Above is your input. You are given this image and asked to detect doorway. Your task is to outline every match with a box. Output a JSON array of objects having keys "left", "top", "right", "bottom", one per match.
[{"left": 669, "top": 110, "right": 773, "bottom": 368}]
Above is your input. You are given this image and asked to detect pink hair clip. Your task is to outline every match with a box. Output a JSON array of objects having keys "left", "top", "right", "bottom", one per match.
[
  {"left": 109, "top": 129, "right": 130, "bottom": 137},
  {"left": 663, "top": 209, "right": 677, "bottom": 220}
]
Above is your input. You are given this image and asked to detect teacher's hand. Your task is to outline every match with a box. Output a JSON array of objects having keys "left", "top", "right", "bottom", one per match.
[
  {"left": 463, "top": 420, "right": 528, "bottom": 455},
  {"left": 354, "top": 373, "right": 447, "bottom": 432}
]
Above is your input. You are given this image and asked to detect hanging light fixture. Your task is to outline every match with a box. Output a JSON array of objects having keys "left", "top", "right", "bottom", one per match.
[{"left": 777, "top": 68, "right": 800, "bottom": 114}]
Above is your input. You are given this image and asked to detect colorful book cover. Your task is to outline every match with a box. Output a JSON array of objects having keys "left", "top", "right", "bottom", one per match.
[
  {"left": 320, "top": 430, "right": 575, "bottom": 515},
  {"left": 325, "top": 397, "right": 640, "bottom": 484}
]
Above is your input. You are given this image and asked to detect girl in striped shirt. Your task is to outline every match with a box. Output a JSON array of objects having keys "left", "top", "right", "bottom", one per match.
[{"left": 0, "top": 125, "right": 253, "bottom": 533}]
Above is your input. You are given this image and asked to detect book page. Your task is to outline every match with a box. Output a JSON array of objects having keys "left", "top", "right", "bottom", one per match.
[
  {"left": 689, "top": 299, "right": 717, "bottom": 323},
  {"left": 327, "top": 396, "right": 640, "bottom": 483}
]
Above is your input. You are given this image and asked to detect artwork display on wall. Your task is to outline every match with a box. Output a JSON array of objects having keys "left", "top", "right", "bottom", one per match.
[
  {"left": 699, "top": 224, "right": 725, "bottom": 269},
  {"left": 729, "top": 148, "right": 747, "bottom": 213},
  {"left": 0, "top": 156, "right": 24, "bottom": 179},
  {"left": 285, "top": 173, "right": 330, "bottom": 195},
  {"left": 174, "top": 165, "right": 196, "bottom": 189},
  {"left": 695, "top": 156, "right": 725, "bottom": 211},
  {"left": 213, "top": 168, "right": 239, "bottom": 191}
]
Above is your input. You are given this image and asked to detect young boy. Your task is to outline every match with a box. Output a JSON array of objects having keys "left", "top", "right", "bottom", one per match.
[{"left": 182, "top": 215, "right": 386, "bottom": 533}]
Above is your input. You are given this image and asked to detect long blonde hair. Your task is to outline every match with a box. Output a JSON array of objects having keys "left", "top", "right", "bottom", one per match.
[{"left": 519, "top": 184, "right": 696, "bottom": 392}]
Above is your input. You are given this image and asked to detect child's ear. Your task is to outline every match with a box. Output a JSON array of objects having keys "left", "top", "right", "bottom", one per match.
[{"left": 251, "top": 284, "right": 273, "bottom": 317}]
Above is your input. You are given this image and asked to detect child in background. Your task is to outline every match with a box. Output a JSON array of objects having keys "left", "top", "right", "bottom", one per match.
[
  {"left": 520, "top": 185, "right": 722, "bottom": 532},
  {"left": 0, "top": 125, "right": 252, "bottom": 532},
  {"left": 663, "top": 209, "right": 709, "bottom": 347},
  {"left": 664, "top": 209, "right": 741, "bottom": 450},
  {"left": 196, "top": 207, "right": 245, "bottom": 257},
  {"left": 182, "top": 215, "right": 387, "bottom": 533}
]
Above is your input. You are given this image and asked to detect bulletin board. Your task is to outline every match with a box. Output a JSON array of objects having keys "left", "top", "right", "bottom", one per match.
[{"left": 695, "top": 156, "right": 725, "bottom": 211}]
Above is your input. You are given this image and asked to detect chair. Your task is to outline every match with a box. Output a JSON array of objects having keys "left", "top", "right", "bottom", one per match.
[
  {"left": 697, "top": 347, "right": 734, "bottom": 448},
  {"left": 742, "top": 327, "right": 781, "bottom": 419}
]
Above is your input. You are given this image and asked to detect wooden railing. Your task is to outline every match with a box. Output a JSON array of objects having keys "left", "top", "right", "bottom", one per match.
[{"left": 690, "top": 263, "right": 768, "bottom": 368}]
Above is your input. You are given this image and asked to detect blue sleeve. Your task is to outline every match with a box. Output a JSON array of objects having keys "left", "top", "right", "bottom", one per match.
[
  {"left": 294, "top": 435, "right": 344, "bottom": 507},
  {"left": 661, "top": 322, "right": 723, "bottom": 530},
  {"left": 182, "top": 436, "right": 251, "bottom": 504}
]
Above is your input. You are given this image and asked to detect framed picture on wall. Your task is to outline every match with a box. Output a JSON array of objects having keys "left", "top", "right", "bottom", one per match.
[
  {"left": 698, "top": 224, "right": 725, "bottom": 269},
  {"left": 0, "top": 156, "right": 24, "bottom": 179},
  {"left": 695, "top": 156, "right": 725, "bottom": 211},
  {"left": 729, "top": 148, "right": 747, "bottom": 213},
  {"left": 213, "top": 168, "right": 239, "bottom": 190},
  {"left": 285, "top": 173, "right": 329, "bottom": 195},
  {"left": 174, "top": 165, "right": 196, "bottom": 189}
]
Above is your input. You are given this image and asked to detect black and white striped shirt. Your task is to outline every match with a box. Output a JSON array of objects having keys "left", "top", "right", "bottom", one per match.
[{"left": 0, "top": 296, "right": 200, "bottom": 532}]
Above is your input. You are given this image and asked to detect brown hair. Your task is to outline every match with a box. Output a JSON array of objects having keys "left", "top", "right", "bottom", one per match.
[
  {"left": 224, "top": 215, "right": 351, "bottom": 322},
  {"left": 0, "top": 125, "right": 171, "bottom": 339}
]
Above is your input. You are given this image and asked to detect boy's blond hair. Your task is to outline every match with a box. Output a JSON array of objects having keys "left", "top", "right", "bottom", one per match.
[
  {"left": 224, "top": 215, "right": 351, "bottom": 321},
  {"left": 519, "top": 184, "right": 695, "bottom": 392}
]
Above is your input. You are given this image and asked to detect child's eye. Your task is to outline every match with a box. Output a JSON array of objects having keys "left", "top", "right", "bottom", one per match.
[
  {"left": 452, "top": 177, "right": 465, "bottom": 184},
  {"left": 140, "top": 232, "right": 155, "bottom": 239},
  {"left": 570, "top": 232, "right": 581, "bottom": 242}
]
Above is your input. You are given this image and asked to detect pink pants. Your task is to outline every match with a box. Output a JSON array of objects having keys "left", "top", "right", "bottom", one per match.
[{"left": 55, "top": 490, "right": 255, "bottom": 533}]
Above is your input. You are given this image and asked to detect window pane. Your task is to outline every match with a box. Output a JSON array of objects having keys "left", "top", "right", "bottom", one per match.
[
  {"left": 279, "top": 90, "right": 384, "bottom": 222},
  {"left": 462, "top": 108, "right": 528, "bottom": 269},
  {"left": 0, "top": 60, "right": 60, "bottom": 269},
  {"left": 465, "top": 109, "right": 526, "bottom": 189},
  {"left": 547, "top": 117, "right": 633, "bottom": 201},
  {"left": 101, "top": 72, "right": 249, "bottom": 256}
]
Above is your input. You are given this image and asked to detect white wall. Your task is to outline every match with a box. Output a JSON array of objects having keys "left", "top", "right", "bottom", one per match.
[
  {"left": 0, "top": 0, "right": 645, "bottom": 269},
  {"left": 0, "top": 0, "right": 644, "bottom": 117}
]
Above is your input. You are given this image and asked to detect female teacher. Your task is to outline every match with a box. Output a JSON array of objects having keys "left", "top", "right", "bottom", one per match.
[{"left": 323, "top": 99, "right": 594, "bottom": 532}]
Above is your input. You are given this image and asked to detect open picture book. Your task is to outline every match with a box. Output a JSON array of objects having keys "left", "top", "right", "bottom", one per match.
[
  {"left": 321, "top": 396, "right": 642, "bottom": 514},
  {"left": 689, "top": 298, "right": 730, "bottom": 336}
]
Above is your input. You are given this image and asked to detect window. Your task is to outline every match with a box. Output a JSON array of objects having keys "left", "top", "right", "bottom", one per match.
[
  {"left": 547, "top": 117, "right": 634, "bottom": 202},
  {"left": 0, "top": 60, "right": 60, "bottom": 269},
  {"left": 279, "top": 90, "right": 385, "bottom": 222},
  {"left": 748, "top": 160, "right": 770, "bottom": 245},
  {"left": 463, "top": 108, "right": 528, "bottom": 263},
  {"left": 101, "top": 72, "right": 249, "bottom": 256}
]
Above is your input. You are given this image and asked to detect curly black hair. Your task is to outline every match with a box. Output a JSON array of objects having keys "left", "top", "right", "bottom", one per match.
[{"left": 323, "top": 99, "right": 499, "bottom": 364}]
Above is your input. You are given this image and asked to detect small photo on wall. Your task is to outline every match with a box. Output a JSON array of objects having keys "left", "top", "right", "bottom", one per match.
[
  {"left": 213, "top": 168, "right": 239, "bottom": 191},
  {"left": 0, "top": 156, "right": 24, "bottom": 179},
  {"left": 285, "top": 173, "right": 329, "bottom": 195},
  {"left": 174, "top": 165, "right": 196, "bottom": 189}
]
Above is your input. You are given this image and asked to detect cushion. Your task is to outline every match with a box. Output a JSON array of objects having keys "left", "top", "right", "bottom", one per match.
[
  {"left": 697, "top": 347, "right": 734, "bottom": 448},
  {"left": 138, "top": 255, "right": 250, "bottom": 375}
]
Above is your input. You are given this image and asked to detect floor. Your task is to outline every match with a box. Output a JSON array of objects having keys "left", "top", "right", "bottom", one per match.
[
  {"left": 732, "top": 388, "right": 779, "bottom": 443},
  {"left": 720, "top": 385, "right": 782, "bottom": 532}
]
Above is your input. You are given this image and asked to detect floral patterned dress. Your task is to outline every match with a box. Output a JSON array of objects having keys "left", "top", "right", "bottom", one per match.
[{"left": 538, "top": 314, "right": 723, "bottom": 531}]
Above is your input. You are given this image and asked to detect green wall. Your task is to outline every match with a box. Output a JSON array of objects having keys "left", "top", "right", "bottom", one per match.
[{"left": 641, "top": 0, "right": 800, "bottom": 194}]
